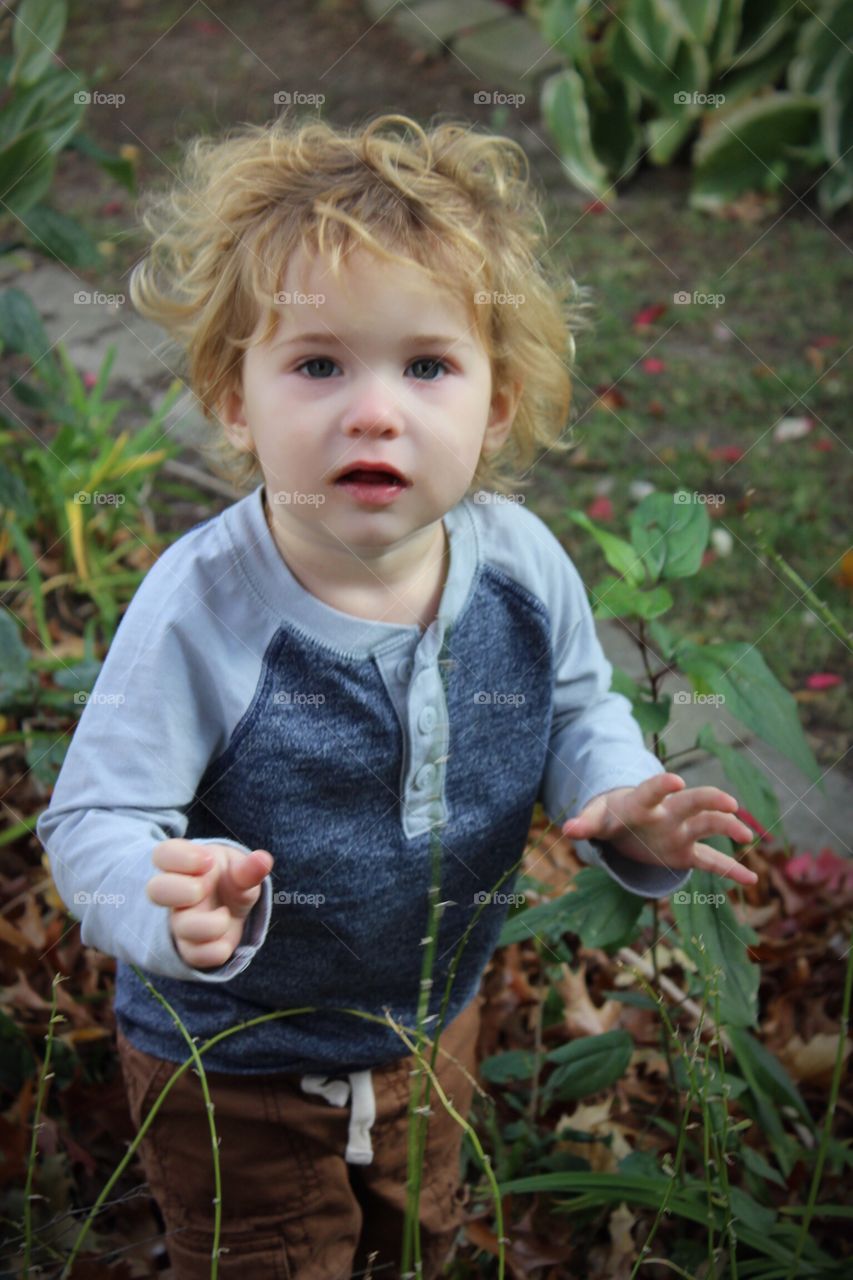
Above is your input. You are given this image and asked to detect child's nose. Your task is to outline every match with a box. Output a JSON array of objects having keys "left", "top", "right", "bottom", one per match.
[{"left": 340, "top": 377, "right": 404, "bottom": 436}]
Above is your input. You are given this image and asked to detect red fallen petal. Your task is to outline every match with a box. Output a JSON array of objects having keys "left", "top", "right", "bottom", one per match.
[
  {"left": 811, "top": 336, "right": 838, "bottom": 348},
  {"left": 785, "top": 851, "right": 826, "bottom": 884},
  {"left": 583, "top": 200, "right": 608, "bottom": 214},
  {"left": 633, "top": 304, "right": 667, "bottom": 328},
  {"left": 815, "top": 847, "right": 853, "bottom": 892},
  {"left": 737, "top": 808, "right": 770, "bottom": 840},
  {"left": 642, "top": 357, "right": 666, "bottom": 374},
  {"left": 586, "top": 496, "right": 614, "bottom": 521},
  {"left": 701, "top": 549, "right": 716, "bottom": 566},
  {"left": 812, "top": 439, "right": 834, "bottom": 451},
  {"left": 709, "top": 445, "right": 744, "bottom": 462},
  {"left": 82, "top": 372, "right": 98, "bottom": 389},
  {"left": 805, "top": 673, "right": 842, "bottom": 690},
  {"left": 192, "top": 20, "right": 222, "bottom": 35},
  {"left": 100, "top": 200, "right": 124, "bottom": 216}
]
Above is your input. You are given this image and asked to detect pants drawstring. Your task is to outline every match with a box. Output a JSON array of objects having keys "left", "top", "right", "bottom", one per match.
[{"left": 299, "top": 1069, "right": 376, "bottom": 1164}]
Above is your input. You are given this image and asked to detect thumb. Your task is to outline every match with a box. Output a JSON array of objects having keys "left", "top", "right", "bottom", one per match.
[
  {"left": 562, "top": 797, "right": 609, "bottom": 840},
  {"left": 221, "top": 849, "right": 274, "bottom": 906}
]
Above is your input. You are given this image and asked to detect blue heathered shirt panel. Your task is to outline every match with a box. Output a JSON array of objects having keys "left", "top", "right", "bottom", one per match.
[{"left": 37, "top": 484, "right": 690, "bottom": 1074}]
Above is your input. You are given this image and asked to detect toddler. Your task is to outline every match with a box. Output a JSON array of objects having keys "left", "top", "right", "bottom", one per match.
[{"left": 38, "top": 111, "right": 757, "bottom": 1280}]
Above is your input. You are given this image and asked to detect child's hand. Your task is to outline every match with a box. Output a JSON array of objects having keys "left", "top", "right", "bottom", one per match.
[
  {"left": 561, "top": 773, "right": 759, "bottom": 887},
  {"left": 146, "top": 839, "right": 274, "bottom": 968}
]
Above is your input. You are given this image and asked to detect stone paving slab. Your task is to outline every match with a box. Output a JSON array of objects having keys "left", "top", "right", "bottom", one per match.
[
  {"left": 2, "top": 258, "right": 209, "bottom": 444},
  {"left": 390, "top": 0, "right": 505, "bottom": 54}
]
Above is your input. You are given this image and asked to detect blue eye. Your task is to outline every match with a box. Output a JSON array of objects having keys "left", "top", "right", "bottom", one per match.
[
  {"left": 409, "top": 358, "right": 448, "bottom": 380},
  {"left": 297, "top": 357, "right": 338, "bottom": 378}
]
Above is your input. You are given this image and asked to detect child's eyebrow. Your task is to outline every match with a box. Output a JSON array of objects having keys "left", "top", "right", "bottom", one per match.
[{"left": 272, "top": 331, "right": 473, "bottom": 351}]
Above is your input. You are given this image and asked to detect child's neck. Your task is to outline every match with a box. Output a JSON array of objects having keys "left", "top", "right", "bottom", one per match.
[{"left": 263, "top": 494, "right": 450, "bottom": 631}]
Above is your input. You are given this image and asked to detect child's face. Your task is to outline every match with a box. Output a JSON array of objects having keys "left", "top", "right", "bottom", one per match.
[{"left": 221, "top": 245, "right": 519, "bottom": 552}]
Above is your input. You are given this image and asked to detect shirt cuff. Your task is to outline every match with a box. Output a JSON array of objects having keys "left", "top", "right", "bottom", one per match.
[{"left": 575, "top": 838, "right": 692, "bottom": 900}]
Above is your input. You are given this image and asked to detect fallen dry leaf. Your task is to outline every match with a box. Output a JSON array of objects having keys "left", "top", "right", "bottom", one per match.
[{"left": 775, "top": 1032, "right": 851, "bottom": 1085}]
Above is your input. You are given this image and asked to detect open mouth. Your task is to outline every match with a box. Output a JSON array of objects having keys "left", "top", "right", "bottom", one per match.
[{"left": 334, "top": 469, "right": 408, "bottom": 488}]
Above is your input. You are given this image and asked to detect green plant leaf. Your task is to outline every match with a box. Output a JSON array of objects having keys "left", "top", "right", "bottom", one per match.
[
  {"left": 690, "top": 93, "right": 821, "bottom": 210},
  {"left": 479, "top": 1049, "right": 539, "bottom": 1083},
  {"left": 727, "top": 1024, "right": 813, "bottom": 1126},
  {"left": 629, "top": 491, "right": 710, "bottom": 581},
  {"left": 0, "top": 285, "right": 51, "bottom": 363},
  {"left": 591, "top": 574, "right": 673, "bottom": 620},
  {"left": 11, "top": 0, "right": 67, "bottom": 88},
  {"left": 678, "top": 642, "right": 822, "bottom": 785},
  {"left": 542, "top": 1028, "right": 633, "bottom": 1101},
  {"left": 541, "top": 67, "right": 611, "bottom": 197},
  {"left": 568, "top": 510, "right": 646, "bottom": 585},
  {"left": 557, "top": 866, "right": 645, "bottom": 948},
  {"left": 24, "top": 204, "right": 103, "bottom": 268},
  {"left": 611, "top": 665, "right": 671, "bottom": 734},
  {"left": 670, "top": 867, "right": 759, "bottom": 1026},
  {"left": 0, "top": 461, "right": 36, "bottom": 522},
  {"left": 696, "top": 723, "right": 782, "bottom": 836},
  {"left": 68, "top": 131, "right": 137, "bottom": 193},
  {"left": 0, "top": 606, "right": 31, "bottom": 699},
  {"left": 0, "top": 131, "right": 56, "bottom": 217}
]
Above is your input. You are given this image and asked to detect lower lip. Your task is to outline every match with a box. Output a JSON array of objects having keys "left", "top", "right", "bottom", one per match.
[{"left": 334, "top": 480, "right": 408, "bottom": 506}]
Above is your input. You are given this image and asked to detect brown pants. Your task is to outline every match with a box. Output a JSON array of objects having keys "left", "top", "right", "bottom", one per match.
[{"left": 116, "top": 993, "right": 484, "bottom": 1279}]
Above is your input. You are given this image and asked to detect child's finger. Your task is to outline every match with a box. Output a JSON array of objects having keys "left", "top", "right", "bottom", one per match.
[
  {"left": 690, "top": 843, "right": 759, "bottom": 886},
  {"left": 152, "top": 839, "right": 214, "bottom": 875},
  {"left": 682, "top": 811, "right": 755, "bottom": 845},
  {"left": 664, "top": 786, "right": 740, "bottom": 818},
  {"left": 636, "top": 773, "right": 685, "bottom": 806},
  {"left": 226, "top": 849, "right": 274, "bottom": 894},
  {"left": 172, "top": 906, "right": 232, "bottom": 943},
  {"left": 146, "top": 869, "right": 214, "bottom": 909}
]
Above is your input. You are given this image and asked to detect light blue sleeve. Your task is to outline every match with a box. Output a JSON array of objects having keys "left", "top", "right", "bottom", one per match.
[
  {"left": 35, "top": 549, "right": 272, "bottom": 980},
  {"left": 536, "top": 532, "right": 692, "bottom": 900}
]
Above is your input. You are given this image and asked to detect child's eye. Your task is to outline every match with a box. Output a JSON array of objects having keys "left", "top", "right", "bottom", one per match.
[
  {"left": 408, "top": 357, "right": 449, "bottom": 381},
  {"left": 296, "top": 357, "right": 339, "bottom": 378}
]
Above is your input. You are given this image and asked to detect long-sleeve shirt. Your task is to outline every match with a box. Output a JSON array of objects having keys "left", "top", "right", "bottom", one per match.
[{"left": 37, "top": 484, "right": 690, "bottom": 1078}]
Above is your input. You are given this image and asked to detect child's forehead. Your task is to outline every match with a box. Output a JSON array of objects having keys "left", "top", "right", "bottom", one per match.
[{"left": 258, "top": 244, "right": 478, "bottom": 343}]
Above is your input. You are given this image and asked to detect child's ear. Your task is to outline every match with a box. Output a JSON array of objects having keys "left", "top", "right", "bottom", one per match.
[
  {"left": 218, "top": 387, "right": 254, "bottom": 455},
  {"left": 483, "top": 377, "right": 524, "bottom": 456}
]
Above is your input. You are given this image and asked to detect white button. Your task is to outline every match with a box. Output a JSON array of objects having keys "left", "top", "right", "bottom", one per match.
[
  {"left": 418, "top": 706, "right": 437, "bottom": 734},
  {"left": 396, "top": 658, "right": 413, "bottom": 683},
  {"left": 414, "top": 763, "right": 436, "bottom": 790}
]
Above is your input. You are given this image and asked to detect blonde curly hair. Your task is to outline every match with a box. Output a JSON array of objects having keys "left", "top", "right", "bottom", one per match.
[{"left": 129, "top": 110, "right": 587, "bottom": 496}]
